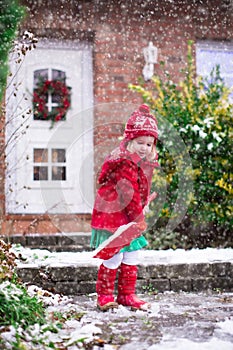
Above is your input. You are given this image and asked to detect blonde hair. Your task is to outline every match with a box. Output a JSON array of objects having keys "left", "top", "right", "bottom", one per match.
[{"left": 126, "top": 140, "right": 157, "bottom": 162}]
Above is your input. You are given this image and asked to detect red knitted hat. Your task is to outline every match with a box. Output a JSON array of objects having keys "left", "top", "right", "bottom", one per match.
[{"left": 124, "top": 104, "right": 158, "bottom": 142}]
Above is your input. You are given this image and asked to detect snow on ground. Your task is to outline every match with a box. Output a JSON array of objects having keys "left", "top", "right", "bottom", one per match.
[
  {"left": 12, "top": 245, "right": 233, "bottom": 268},
  {"left": 147, "top": 337, "right": 233, "bottom": 350},
  {"left": 2, "top": 288, "right": 233, "bottom": 350},
  {"left": 147, "top": 316, "right": 233, "bottom": 350},
  {"left": 1, "top": 245, "right": 233, "bottom": 349}
]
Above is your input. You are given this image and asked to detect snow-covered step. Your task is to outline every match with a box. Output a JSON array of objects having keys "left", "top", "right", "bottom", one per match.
[
  {"left": 1, "top": 232, "right": 92, "bottom": 252},
  {"left": 14, "top": 247, "right": 233, "bottom": 296}
]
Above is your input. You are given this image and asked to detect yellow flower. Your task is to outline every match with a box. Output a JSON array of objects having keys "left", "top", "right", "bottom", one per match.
[
  {"left": 215, "top": 177, "right": 233, "bottom": 195},
  {"left": 161, "top": 208, "right": 170, "bottom": 217}
]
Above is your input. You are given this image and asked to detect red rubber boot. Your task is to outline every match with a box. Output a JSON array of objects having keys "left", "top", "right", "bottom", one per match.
[
  {"left": 96, "top": 263, "right": 119, "bottom": 311},
  {"left": 117, "top": 263, "right": 150, "bottom": 310}
]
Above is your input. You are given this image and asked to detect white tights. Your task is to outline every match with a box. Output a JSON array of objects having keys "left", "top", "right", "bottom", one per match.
[{"left": 103, "top": 250, "right": 140, "bottom": 269}]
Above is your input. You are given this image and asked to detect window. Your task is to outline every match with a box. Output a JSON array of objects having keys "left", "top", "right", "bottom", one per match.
[
  {"left": 196, "top": 41, "right": 233, "bottom": 100},
  {"left": 33, "top": 148, "right": 66, "bottom": 181},
  {"left": 33, "top": 69, "right": 68, "bottom": 120}
]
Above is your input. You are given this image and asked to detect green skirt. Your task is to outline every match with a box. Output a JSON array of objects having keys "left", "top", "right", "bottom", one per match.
[{"left": 90, "top": 228, "right": 148, "bottom": 253}]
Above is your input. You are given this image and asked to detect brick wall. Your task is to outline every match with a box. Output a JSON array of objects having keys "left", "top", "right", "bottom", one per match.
[{"left": 1, "top": 0, "right": 232, "bottom": 235}]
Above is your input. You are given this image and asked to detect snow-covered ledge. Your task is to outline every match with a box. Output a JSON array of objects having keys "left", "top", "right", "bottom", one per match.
[{"left": 14, "top": 246, "right": 233, "bottom": 295}]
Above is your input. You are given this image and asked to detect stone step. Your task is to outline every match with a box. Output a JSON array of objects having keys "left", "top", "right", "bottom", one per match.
[
  {"left": 2, "top": 235, "right": 233, "bottom": 296},
  {"left": 1, "top": 233, "right": 92, "bottom": 252},
  {"left": 16, "top": 258, "right": 233, "bottom": 296}
]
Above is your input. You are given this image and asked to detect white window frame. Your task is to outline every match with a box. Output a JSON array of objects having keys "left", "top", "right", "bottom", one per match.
[{"left": 196, "top": 40, "right": 233, "bottom": 100}]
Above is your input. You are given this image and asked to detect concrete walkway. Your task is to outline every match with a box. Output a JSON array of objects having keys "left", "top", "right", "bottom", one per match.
[{"left": 70, "top": 291, "right": 233, "bottom": 349}]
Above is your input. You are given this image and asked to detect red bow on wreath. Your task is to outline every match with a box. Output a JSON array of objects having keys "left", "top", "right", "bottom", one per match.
[{"left": 33, "top": 79, "right": 71, "bottom": 128}]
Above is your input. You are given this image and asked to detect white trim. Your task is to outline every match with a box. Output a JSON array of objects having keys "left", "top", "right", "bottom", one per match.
[
  {"left": 196, "top": 40, "right": 233, "bottom": 51},
  {"left": 36, "top": 39, "right": 92, "bottom": 51},
  {"left": 5, "top": 40, "right": 94, "bottom": 214}
]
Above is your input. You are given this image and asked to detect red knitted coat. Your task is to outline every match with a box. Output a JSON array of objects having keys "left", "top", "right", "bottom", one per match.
[{"left": 91, "top": 143, "right": 159, "bottom": 233}]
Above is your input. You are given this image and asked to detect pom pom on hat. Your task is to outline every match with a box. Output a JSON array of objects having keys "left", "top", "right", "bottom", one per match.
[
  {"left": 124, "top": 104, "right": 158, "bottom": 142},
  {"left": 138, "top": 104, "right": 150, "bottom": 114}
]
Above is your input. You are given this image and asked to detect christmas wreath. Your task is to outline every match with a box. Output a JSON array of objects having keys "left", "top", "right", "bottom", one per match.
[{"left": 33, "top": 79, "right": 71, "bottom": 127}]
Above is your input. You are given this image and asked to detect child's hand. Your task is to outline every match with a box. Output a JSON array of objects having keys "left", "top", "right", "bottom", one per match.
[
  {"left": 143, "top": 192, "right": 157, "bottom": 214},
  {"left": 137, "top": 220, "right": 147, "bottom": 232},
  {"left": 148, "top": 192, "right": 157, "bottom": 203},
  {"left": 143, "top": 204, "right": 150, "bottom": 214}
]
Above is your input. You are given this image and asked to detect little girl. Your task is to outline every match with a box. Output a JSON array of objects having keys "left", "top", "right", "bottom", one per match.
[{"left": 91, "top": 104, "right": 159, "bottom": 311}]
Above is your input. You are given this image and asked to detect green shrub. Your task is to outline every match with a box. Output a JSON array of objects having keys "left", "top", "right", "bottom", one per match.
[
  {"left": 0, "top": 0, "right": 25, "bottom": 102},
  {"left": 0, "top": 240, "right": 45, "bottom": 329},
  {"left": 0, "top": 281, "right": 45, "bottom": 328},
  {"left": 130, "top": 41, "right": 233, "bottom": 249}
]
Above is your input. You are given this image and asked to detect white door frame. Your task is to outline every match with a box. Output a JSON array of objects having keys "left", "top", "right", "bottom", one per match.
[{"left": 5, "top": 39, "right": 94, "bottom": 214}]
